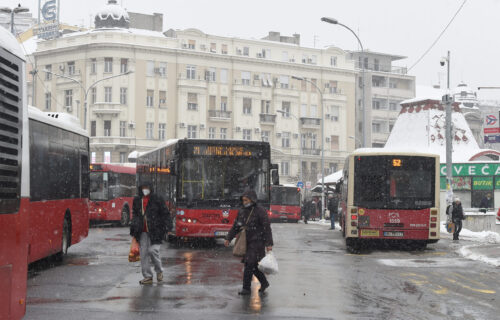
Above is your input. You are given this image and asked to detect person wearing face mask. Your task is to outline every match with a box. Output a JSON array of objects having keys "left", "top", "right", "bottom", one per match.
[
  {"left": 480, "top": 193, "right": 493, "bottom": 209},
  {"left": 224, "top": 190, "right": 273, "bottom": 296},
  {"left": 130, "top": 181, "right": 172, "bottom": 285}
]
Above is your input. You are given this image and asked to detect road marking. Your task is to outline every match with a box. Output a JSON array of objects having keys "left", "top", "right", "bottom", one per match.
[
  {"left": 378, "top": 258, "right": 471, "bottom": 268},
  {"left": 445, "top": 279, "right": 496, "bottom": 294},
  {"left": 432, "top": 285, "right": 449, "bottom": 295}
]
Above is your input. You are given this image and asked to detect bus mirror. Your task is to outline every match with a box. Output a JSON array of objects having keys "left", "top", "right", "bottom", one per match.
[{"left": 272, "top": 169, "right": 280, "bottom": 186}]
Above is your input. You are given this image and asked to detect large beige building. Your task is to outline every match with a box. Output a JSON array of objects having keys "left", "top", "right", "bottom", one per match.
[{"left": 32, "top": 0, "right": 356, "bottom": 185}]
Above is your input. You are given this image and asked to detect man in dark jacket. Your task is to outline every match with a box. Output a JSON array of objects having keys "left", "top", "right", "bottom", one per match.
[
  {"left": 302, "top": 200, "right": 312, "bottom": 224},
  {"left": 224, "top": 190, "right": 273, "bottom": 296},
  {"left": 130, "top": 181, "right": 172, "bottom": 285},
  {"left": 328, "top": 194, "right": 339, "bottom": 230},
  {"left": 447, "top": 197, "right": 465, "bottom": 240}
]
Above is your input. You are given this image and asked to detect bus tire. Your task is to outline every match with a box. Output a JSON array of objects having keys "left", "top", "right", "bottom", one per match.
[
  {"left": 340, "top": 216, "right": 346, "bottom": 238},
  {"left": 120, "top": 206, "right": 130, "bottom": 227},
  {"left": 55, "top": 214, "right": 71, "bottom": 261},
  {"left": 346, "top": 238, "right": 360, "bottom": 254}
]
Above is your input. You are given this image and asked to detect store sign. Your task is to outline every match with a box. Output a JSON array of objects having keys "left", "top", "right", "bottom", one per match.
[
  {"left": 440, "top": 177, "right": 472, "bottom": 190},
  {"left": 472, "top": 177, "right": 493, "bottom": 190},
  {"left": 483, "top": 112, "right": 500, "bottom": 144},
  {"left": 440, "top": 163, "right": 500, "bottom": 177},
  {"left": 36, "top": 0, "right": 60, "bottom": 40},
  {"left": 495, "top": 178, "right": 500, "bottom": 190}
]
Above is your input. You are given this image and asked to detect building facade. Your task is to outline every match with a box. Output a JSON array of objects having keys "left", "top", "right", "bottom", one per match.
[
  {"left": 348, "top": 51, "right": 416, "bottom": 148},
  {"left": 32, "top": 1, "right": 356, "bottom": 185}
]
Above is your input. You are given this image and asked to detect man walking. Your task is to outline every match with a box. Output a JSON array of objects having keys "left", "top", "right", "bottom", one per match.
[{"left": 328, "top": 194, "right": 338, "bottom": 230}]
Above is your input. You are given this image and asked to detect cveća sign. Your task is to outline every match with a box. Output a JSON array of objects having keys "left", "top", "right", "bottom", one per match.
[{"left": 440, "top": 163, "right": 500, "bottom": 177}]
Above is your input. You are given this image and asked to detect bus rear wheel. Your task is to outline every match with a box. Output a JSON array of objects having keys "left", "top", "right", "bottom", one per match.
[
  {"left": 346, "top": 238, "right": 360, "bottom": 254},
  {"left": 120, "top": 206, "right": 130, "bottom": 227}
]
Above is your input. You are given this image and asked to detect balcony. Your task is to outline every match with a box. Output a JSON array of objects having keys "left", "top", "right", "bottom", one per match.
[
  {"left": 90, "top": 136, "right": 134, "bottom": 146},
  {"left": 232, "top": 79, "right": 262, "bottom": 94},
  {"left": 177, "top": 75, "right": 207, "bottom": 89},
  {"left": 302, "top": 148, "right": 321, "bottom": 156},
  {"left": 208, "top": 110, "right": 232, "bottom": 121},
  {"left": 300, "top": 117, "right": 321, "bottom": 128},
  {"left": 259, "top": 113, "right": 276, "bottom": 124},
  {"left": 92, "top": 103, "right": 122, "bottom": 116}
]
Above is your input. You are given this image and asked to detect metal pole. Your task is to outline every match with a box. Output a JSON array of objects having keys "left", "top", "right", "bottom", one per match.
[
  {"left": 320, "top": 89, "right": 325, "bottom": 220},
  {"left": 10, "top": 11, "right": 14, "bottom": 34},
  {"left": 445, "top": 51, "right": 453, "bottom": 205},
  {"left": 361, "top": 50, "right": 366, "bottom": 147}
]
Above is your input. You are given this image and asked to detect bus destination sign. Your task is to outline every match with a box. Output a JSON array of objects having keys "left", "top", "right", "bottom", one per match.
[{"left": 191, "top": 145, "right": 254, "bottom": 157}]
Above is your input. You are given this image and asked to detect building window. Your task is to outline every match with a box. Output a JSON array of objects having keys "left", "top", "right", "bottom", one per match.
[
  {"left": 301, "top": 79, "right": 307, "bottom": 91},
  {"left": 91, "top": 87, "right": 96, "bottom": 104},
  {"left": 301, "top": 133, "right": 307, "bottom": 149},
  {"left": 221, "top": 96, "right": 228, "bottom": 111},
  {"left": 64, "top": 89, "right": 72, "bottom": 107},
  {"left": 261, "top": 130, "right": 270, "bottom": 142},
  {"left": 389, "top": 79, "right": 398, "bottom": 88},
  {"left": 104, "top": 57, "right": 113, "bottom": 73},
  {"left": 67, "top": 61, "right": 75, "bottom": 75},
  {"left": 90, "top": 121, "right": 96, "bottom": 137},
  {"left": 206, "top": 67, "right": 216, "bottom": 82},
  {"left": 241, "top": 71, "right": 251, "bottom": 85},
  {"left": 364, "top": 57, "right": 368, "bottom": 69},
  {"left": 120, "top": 121, "right": 126, "bottom": 137},
  {"left": 389, "top": 102, "right": 398, "bottom": 111},
  {"left": 220, "top": 128, "right": 227, "bottom": 139},
  {"left": 373, "top": 100, "right": 381, "bottom": 110},
  {"left": 280, "top": 75, "right": 289, "bottom": 89},
  {"left": 119, "top": 152, "right": 126, "bottom": 163},
  {"left": 243, "top": 97, "right": 252, "bottom": 114},
  {"left": 374, "top": 58, "right": 380, "bottom": 71},
  {"left": 120, "top": 87, "right": 127, "bottom": 105},
  {"left": 372, "top": 122, "right": 382, "bottom": 133},
  {"left": 261, "top": 100, "right": 271, "bottom": 114},
  {"left": 45, "top": 64, "right": 52, "bottom": 80},
  {"left": 311, "top": 134, "right": 317, "bottom": 149},
  {"left": 187, "top": 125, "right": 197, "bottom": 138},
  {"left": 220, "top": 69, "right": 228, "bottom": 83},
  {"left": 186, "top": 65, "right": 196, "bottom": 79},
  {"left": 188, "top": 39, "right": 195, "bottom": 49},
  {"left": 331, "top": 105, "right": 339, "bottom": 121},
  {"left": 282, "top": 101, "right": 291, "bottom": 117},
  {"left": 146, "top": 122, "right": 154, "bottom": 139},
  {"left": 243, "top": 46, "right": 249, "bottom": 56},
  {"left": 45, "top": 92, "right": 51, "bottom": 110},
  {"left": 311, "top": 105, "right": 317, "bottom": 118},
  {"left": 280, "top": 161, "right": 290, "bottom": 176},
  {"left": 208, "top": 127, "right": 216, "bottom": 139},
  {"left": 104, "top": 120, "right": 111, "bottom": 137},
  {"left": 301, "top": 104, "right": 307, "bottom": 117},
  {"left": 147, "top": 90, "right": 154, "bottom": 107},
  {"left": 282, "top": 51, "right": 289, "bottom": 62},
  {"left": 158, "top": 62, "right": 167, "bottom": 77},
  {"left": 221, "top": 44, "right": 228, "bottom": 54},
  {"left": 103, "top": 151, "right": 111, "bottom": 164},
  {"left": 120, "top": 58, "right": 128, "bottom": 73},
  {"left": 159, "top": 91, "right": 167, "bottom": 108},
  {"left": 209, "top": 95, "right": 216, "bottom": 109},
  {"left": 147, "top": 61, "right": 155, "bottom": 77},
  {"left": 327, "top": 80, "right": 338, "bottom": 93},
  {"left": 311, "top": 55, "right": 317, "bottom": 65},
  {"left": 209, "top": 42, "right": 216, "bottom": 53},
  {"left": 282, "top": 132, "right": 290, "bottom": 148},
  {"left": 90, "top": 59, "right": 97, "bottom": 74},
  {"left": 243, "top": 129, "right": 252, "bottom": 141},
  {"left": 331, "top": 135, "right": 339, "bottom": 150},
  {"left": 158, "top": 123, "right": 166, "bottom": 140},
  {"left": 188, "top": 93, "right": 198, "bottom": 110},
  {"left": 330, "top": 56, "right": 337, "bottom": 66},
  {"left": 104, "top": 87, "right": 112, "bottom": 103}
]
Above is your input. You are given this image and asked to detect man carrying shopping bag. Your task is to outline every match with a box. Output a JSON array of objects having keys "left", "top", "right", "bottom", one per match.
[{"left": 225, "top": 190, "right": 273, "bottom": 296}]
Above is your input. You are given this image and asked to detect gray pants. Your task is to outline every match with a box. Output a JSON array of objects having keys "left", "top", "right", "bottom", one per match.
[{"left": 139, "top": 232, "right": 163, "bottom": 279}]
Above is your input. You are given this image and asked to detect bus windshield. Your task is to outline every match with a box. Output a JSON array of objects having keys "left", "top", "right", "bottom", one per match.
[
  {"left": 179, "top": 157, "right": 269, "bottom": 203},
  {"left": 90, "top": 172, "right": 109, "bottom": 201},
  {"left": 354, "top": 156, "right": 435, "bottom": 210},
  {"left": 271, "top": 187, "right": 300, "bottom": 206}
]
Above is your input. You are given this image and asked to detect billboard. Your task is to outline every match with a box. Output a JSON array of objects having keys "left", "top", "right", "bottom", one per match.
[
  {"left": 484, "top": 111, "right": 500, "bottom": 144},
  {"left": 35, "top": 0, "right": 60, "bottom": 40}
]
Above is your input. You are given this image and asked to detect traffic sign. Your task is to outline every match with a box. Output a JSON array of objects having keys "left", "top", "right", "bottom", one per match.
[
  {"left": 305, "top": 181, "right": 312, "bottom": 189},
  {"left": 297, "top": 181, "right": 304, "bottom": 188}
]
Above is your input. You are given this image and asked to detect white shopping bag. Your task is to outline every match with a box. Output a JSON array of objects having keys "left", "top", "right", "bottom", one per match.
[{"left": 258, "top": 252, "right": 279, "bottom": 275}]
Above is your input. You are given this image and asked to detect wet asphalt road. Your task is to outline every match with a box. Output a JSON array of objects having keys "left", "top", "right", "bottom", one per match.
[{"left": 25, "top": 222, "right": 499, "bottom": 320}]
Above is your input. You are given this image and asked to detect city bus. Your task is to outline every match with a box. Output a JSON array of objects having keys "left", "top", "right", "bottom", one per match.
[
  {"left": 137, "top": 139, "right": 278, "bottom": 240},
  {"left": 90, "top": 163, "right": 136, "bottom": 226},
  {"left": 337, "top": 150, "right": 440, "bottom": 251},
  {"left": 270, "top": 185, "right": 301, "bottom": 222}
]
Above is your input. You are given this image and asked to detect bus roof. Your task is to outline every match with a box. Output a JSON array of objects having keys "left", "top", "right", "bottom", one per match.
[
  {"left": 28, "top": 106, "right": 88, "bottom": 137},
  {"left": 0, "top": 26, "right": 25, "bottom": 60},
  {"left": 350, "top": 148, "right": 440, "bottom": 159},
  {"left": 90, "top": 163, "right": 136, "bottom": 174}
]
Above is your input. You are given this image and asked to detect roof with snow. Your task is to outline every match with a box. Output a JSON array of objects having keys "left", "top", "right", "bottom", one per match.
[
  {"left": 95, "top": 0, "right": 130, "bottom": 29},
  {"left": 317, "top": 170, "right": 343, "bottom": 185},
  {"left": 0, "top": 25, "right": 25, "bottom": 59},
  {"left": 385, "top": 98, "right": 500, "bottom": 162}
]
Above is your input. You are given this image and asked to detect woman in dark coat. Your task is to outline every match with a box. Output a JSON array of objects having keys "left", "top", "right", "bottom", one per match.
[
  {"left": 225, "top": 190, "right": 273, "bottom": 296},
  {"left": 449, "top": 197, "right": 465, "bottom": 240}
]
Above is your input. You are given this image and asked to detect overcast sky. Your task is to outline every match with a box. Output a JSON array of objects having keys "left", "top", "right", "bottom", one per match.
[{"left": 5, "top": 0, "right": 500, "bottom": 100}]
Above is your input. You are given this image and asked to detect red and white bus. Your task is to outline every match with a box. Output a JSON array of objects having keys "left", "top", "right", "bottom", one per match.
[
  {"left": 90, "top": 163, "right": 136, "bottom": 226},
  {"left": 137, "top": 139, "right": 278, "bottom": 240},
  {"left": 338, "top": 150, "right": 440, "bottom": 251},
  {"left": 270, "top": 185, "right": 301, "bottom": 222},
  {"left": 1, "top": 27, "right": 90, "bottom": 318}
]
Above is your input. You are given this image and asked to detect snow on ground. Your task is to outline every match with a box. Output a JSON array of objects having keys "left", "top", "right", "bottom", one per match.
[
  {"left": 440, "top": 223, "right": 500, "bottom": 244},
  {"left": 302, "top": 219, "right": 331, "bottom": 226},
  {"left": 457, "top": 246, "right": 500, "bottom": 267}
]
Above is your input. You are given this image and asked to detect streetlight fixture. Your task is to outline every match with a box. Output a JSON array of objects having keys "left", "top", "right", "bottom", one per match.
[
  {"left": 441, "top": 51, "right": 454, "bottom": 206},
  {"left": 321, "top": 17, "right": 366, "bottom": 148},
  {"left": 291, "top": 75, "right": 326, "bottom": 220},
  {"left": 277, "top": 109, "right": 303, "bottom": 184},
  {"left": 0, "top": 4, "right": 30, "bottom": 34},
  {"left": 42, "top": 69, "right": 133, "bottom": 130}
]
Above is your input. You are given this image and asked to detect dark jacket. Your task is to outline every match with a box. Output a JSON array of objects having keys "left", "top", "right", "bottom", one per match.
[
  {"left": 302, "top": 201, "right": 314, "bottom": 218},
  {"left": 226, "top": 190, "right": 273, "bottom": 265},
  {"left": 328, "top": 197, "right": 338, "bottom": 214},
  {"left": 480, "top": 196, "right": 493, "bottom": 209},
  {"left": 448, "top": 203, "right": 465, "bottom": 222},
  {"left": 130, "top": 182, "right": 172, "bottom": 245}
]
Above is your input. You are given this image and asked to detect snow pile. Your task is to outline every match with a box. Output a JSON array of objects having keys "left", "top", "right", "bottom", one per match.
[
  {"left": 440, "top": 223, "right": 500, "bottom": 244},
  {"left": 305, "top": 219, "right": 331, "bottom": 226},
  {"left": 458, "top": 246, "right": 500, "bottom": 267}
]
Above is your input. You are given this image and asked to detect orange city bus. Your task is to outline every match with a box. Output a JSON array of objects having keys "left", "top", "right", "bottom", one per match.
[
  {"left": 337, "top": 150, "right": 440, "bottom": 251},
  {"left": 269, "top": 185, "right": 301, "bottom": 222},
  {"left": 90, "top": 163, "right": 136, "bottom": 226},
  {"left": 1, "top": 26, "right": 90, "bottom": 318},
  {"left": 137, "top": 139, "right": 278, "bottom": 240}
]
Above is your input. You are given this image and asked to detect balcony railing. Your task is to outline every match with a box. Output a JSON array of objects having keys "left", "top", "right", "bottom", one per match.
[
  {"left": 300, "top": 117, "right": 321, "bottom": 126},
  {"left": 259, "top": 113, "right": 276, "bottom": 123},
  {"left": 302, "top": 148, "right": 321, "bottom": 155},
  {"left": 208, "top": 110, "right": 232, "bottom": 119}
]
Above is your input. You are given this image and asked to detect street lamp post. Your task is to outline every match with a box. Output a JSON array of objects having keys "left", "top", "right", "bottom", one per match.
[
  {"left": 42, "top": 69, "right": 133, "bottom": 130},
  {"left": 441, "top": 51, "right": 454, "bottom": 206},
  {"left": 0, "top": 4, "right": 30, "bottom": 34},
  {"left": 292, "top": 75, "right": 326, "bottom": 220},
  {"left": 321, "top": 17, "right": 366, "bottom": 148},
  {"left": 277, "top": 109, "right": 303, "bottom": 184}
]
